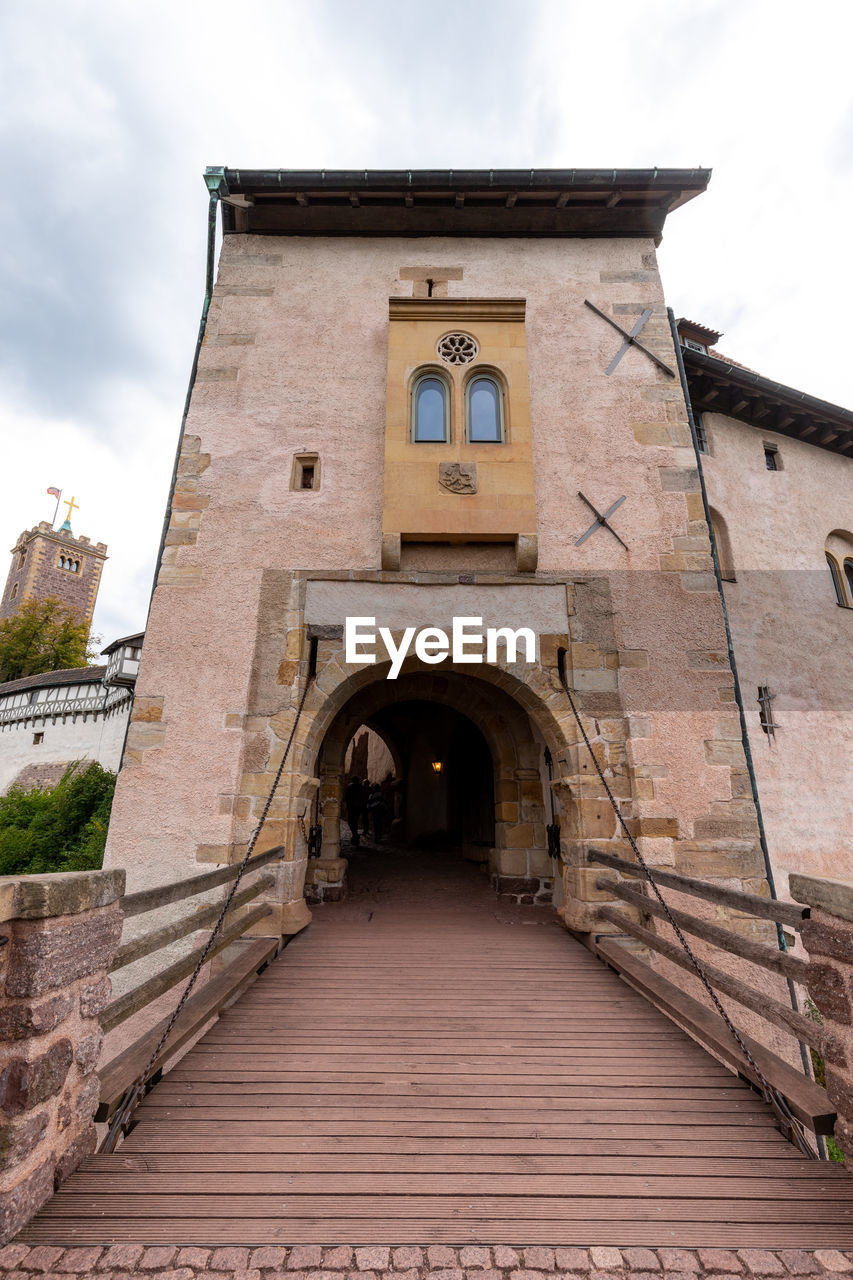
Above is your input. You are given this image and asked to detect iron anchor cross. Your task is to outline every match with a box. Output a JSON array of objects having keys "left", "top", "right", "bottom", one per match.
[
  {"left": 584, "top": 299, "right": 676, "bottom": 378},
  {"left": 575, "top": 492, "right": 629, "bottom": 549}
]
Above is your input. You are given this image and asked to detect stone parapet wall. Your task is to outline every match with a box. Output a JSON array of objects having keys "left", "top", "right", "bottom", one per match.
[{"left": 0, "top": 869, "right": 124, "bottom": 1242}]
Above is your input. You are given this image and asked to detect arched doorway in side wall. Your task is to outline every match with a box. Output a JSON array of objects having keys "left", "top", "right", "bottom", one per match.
[{"left": 308, "top": 667, "right": 555, "bottom": 907}]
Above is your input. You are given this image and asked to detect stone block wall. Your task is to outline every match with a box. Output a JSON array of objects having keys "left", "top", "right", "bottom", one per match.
[
  {"left": 304, "top": 856, "right": 348, "bottom": 903},
  {"left": 0, "top": 870, "right": 124, "bottom": 1242},
  {"left": 492, "top": 869, "right": 554, "bottom": 906}
]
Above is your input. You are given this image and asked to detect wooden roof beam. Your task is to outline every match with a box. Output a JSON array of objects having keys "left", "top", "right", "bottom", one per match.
[
  {"left": 690, "top": 373, "right": 717, "bottom": 394},
  {"left": 683, "top": 348, "right": 853, "bottom": 457}
]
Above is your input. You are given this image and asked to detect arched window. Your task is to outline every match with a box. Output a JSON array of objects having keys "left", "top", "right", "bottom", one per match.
[
  {"left": 826, "top": 532, "right": 853, "bottom": 608},
  {"left": 58, "top": 556, "right": 65, "bottom": 569},
  {"left": 827, "top": 553, "right": 845, "bottom": 606},
  {"left": 411, "top": 374, "right": 449, "bottom": 442},
  {"left": 709, "top": 507, "right": 736, "bottom": 583},
  {"left": 466, "top": 375, "right": 504, "bottom": 442}
]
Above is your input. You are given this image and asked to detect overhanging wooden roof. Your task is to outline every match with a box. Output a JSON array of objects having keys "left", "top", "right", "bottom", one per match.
[
  {"left": 683, "top": 348, "right": 853, "bottom": 457},
  {"left": 0, "top": 666, "right": 106, "bottom": 697},
  {"left": 215, "top": 167, "right": 710, "bottom": 240}
]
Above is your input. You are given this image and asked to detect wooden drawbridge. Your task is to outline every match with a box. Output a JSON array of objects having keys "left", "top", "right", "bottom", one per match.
[{"left": 23, "top": 849, "right": 853, "bottom": 1246}]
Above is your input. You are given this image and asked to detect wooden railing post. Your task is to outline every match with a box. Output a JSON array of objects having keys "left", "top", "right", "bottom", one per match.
[
  {"left": 791, "top": 872, "right": 853, "bottom": 1161},
  {"left": 0, "top": 869, "right": 125, "bottom": 1242}
]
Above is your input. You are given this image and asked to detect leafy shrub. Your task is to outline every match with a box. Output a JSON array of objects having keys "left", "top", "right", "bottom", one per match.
[{"left": 0, "top": 762, "right": 116, "bottom": 876}]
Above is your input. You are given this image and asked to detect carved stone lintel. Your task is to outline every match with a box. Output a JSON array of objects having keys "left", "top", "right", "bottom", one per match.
[{"left": 439, "top": 462, "right": 477, "bottom": 495}]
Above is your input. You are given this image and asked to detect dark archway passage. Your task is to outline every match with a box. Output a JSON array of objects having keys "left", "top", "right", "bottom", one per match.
[
  {"left": 350, "top": 700, "right": 495, "bottom": 851},
  {"left": 314, "top": 669, "right": 552, "bottom": 904}
]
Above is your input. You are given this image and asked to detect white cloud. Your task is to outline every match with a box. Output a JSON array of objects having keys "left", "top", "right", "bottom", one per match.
[
  {"left": 527, "top": 0, "right": 853, "bottom": 400},
  {"left": 1, "top": 0, "right": 851, "bottom": 642}
]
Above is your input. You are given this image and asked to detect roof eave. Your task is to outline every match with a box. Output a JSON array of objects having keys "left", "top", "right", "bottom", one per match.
[
  {"left": 101, "top": 631, "right": 144, "bottom": 656},
  {"left": 214, "top": 166, "right": 711, "bottom": 240},
  {"left": 0, "top": 666, "right": 107, "bottom": 697},
  {"left": 684, "top": 349, "right": 853, "bottom": 457}
]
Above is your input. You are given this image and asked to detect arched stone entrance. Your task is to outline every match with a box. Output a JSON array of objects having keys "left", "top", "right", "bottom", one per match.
[
  {"left": 230, "top": 608, "right": 640, "bottom": 936},
  {"left": 296, "top": 661, "right": 565, "bottom": 908}
]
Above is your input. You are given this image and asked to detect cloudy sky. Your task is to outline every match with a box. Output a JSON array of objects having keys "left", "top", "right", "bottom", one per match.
[{"left": 1, "top": 0, "right": 851, "bottom": 645}]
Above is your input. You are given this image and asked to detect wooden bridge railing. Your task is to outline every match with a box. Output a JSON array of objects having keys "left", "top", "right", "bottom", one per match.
[
  {"left": 586, "top": 848, "right": 836, "bottom": 1142},
  {"left": 584, "top": 849, "right": 835, "bottom": 1141},
  {"left": 95, "top": 847, "right": 283, "bottom": 1125}
]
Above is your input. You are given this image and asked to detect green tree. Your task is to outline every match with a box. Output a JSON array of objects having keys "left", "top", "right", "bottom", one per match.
[
  {"left": 0, "top": 596, "right": 98, "bottom": 682},
  {"left": 0, "top": 762, "right": 116, "bottom": 876}
]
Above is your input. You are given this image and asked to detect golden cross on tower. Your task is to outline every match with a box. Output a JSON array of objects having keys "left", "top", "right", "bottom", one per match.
[{"left": 63, "top": 495, "right": 79, "bottom": 523}]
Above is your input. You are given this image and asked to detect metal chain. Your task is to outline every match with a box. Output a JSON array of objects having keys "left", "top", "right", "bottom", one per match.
[
  {"left": 102, "top": 675, "right": 314, "bottom": 1153},
  {"left": 557, "top": 664, "right": 814, "bottom": 1157}
]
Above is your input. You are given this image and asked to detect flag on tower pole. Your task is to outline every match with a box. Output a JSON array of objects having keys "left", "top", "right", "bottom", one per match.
[{"left": 47, "top": 487, "right": 61, "bottom": 528}]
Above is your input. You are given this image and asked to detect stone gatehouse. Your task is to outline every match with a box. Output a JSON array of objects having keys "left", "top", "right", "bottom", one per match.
[{"left": 102, "top": 166, "right": 783, "bottom": 952}]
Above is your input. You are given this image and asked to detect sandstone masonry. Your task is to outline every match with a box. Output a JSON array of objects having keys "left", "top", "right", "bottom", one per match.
[{"left": 0, "top": 869, "right": 124, "bottom": 1242}]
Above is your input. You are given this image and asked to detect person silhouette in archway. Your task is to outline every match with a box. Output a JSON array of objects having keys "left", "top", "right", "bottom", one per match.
[
  {"left": 368, "top": 784, "right": 388, "bottom": 843},
  {"left": 344, "top": 775, "right": 363, "bottom": 847}
]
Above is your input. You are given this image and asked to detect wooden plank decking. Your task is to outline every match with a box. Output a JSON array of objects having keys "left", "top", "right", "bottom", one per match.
[{"left": 24, "top": 849, "right": 853, "bottom": 1246}]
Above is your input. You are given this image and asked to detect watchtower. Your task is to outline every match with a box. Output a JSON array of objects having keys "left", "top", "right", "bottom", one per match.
[{"left": 0, "top": 517, "right": 108, "bottom": 629}]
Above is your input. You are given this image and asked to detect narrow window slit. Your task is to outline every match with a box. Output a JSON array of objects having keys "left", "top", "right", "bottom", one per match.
[{"left": 757, "top": 685, "right": 778, "bottom": 738}]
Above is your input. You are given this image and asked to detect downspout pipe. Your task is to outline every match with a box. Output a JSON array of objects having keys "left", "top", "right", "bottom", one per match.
[
  {"left": 116, "top": 168, "right": 228, "bottom": 770},
  {"left": 667, "top": 309, "right": 821, "bottom": 1127}
]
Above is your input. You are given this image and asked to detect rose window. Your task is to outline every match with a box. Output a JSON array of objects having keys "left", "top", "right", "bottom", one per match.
[{"left": 437, "top": 332, "right": 478, "bottom": 365}]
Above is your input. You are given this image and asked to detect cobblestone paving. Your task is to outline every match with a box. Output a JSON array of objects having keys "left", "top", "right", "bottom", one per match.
[{"left": 1, "top": 1244, "right": 853, "bottom": 1279}]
